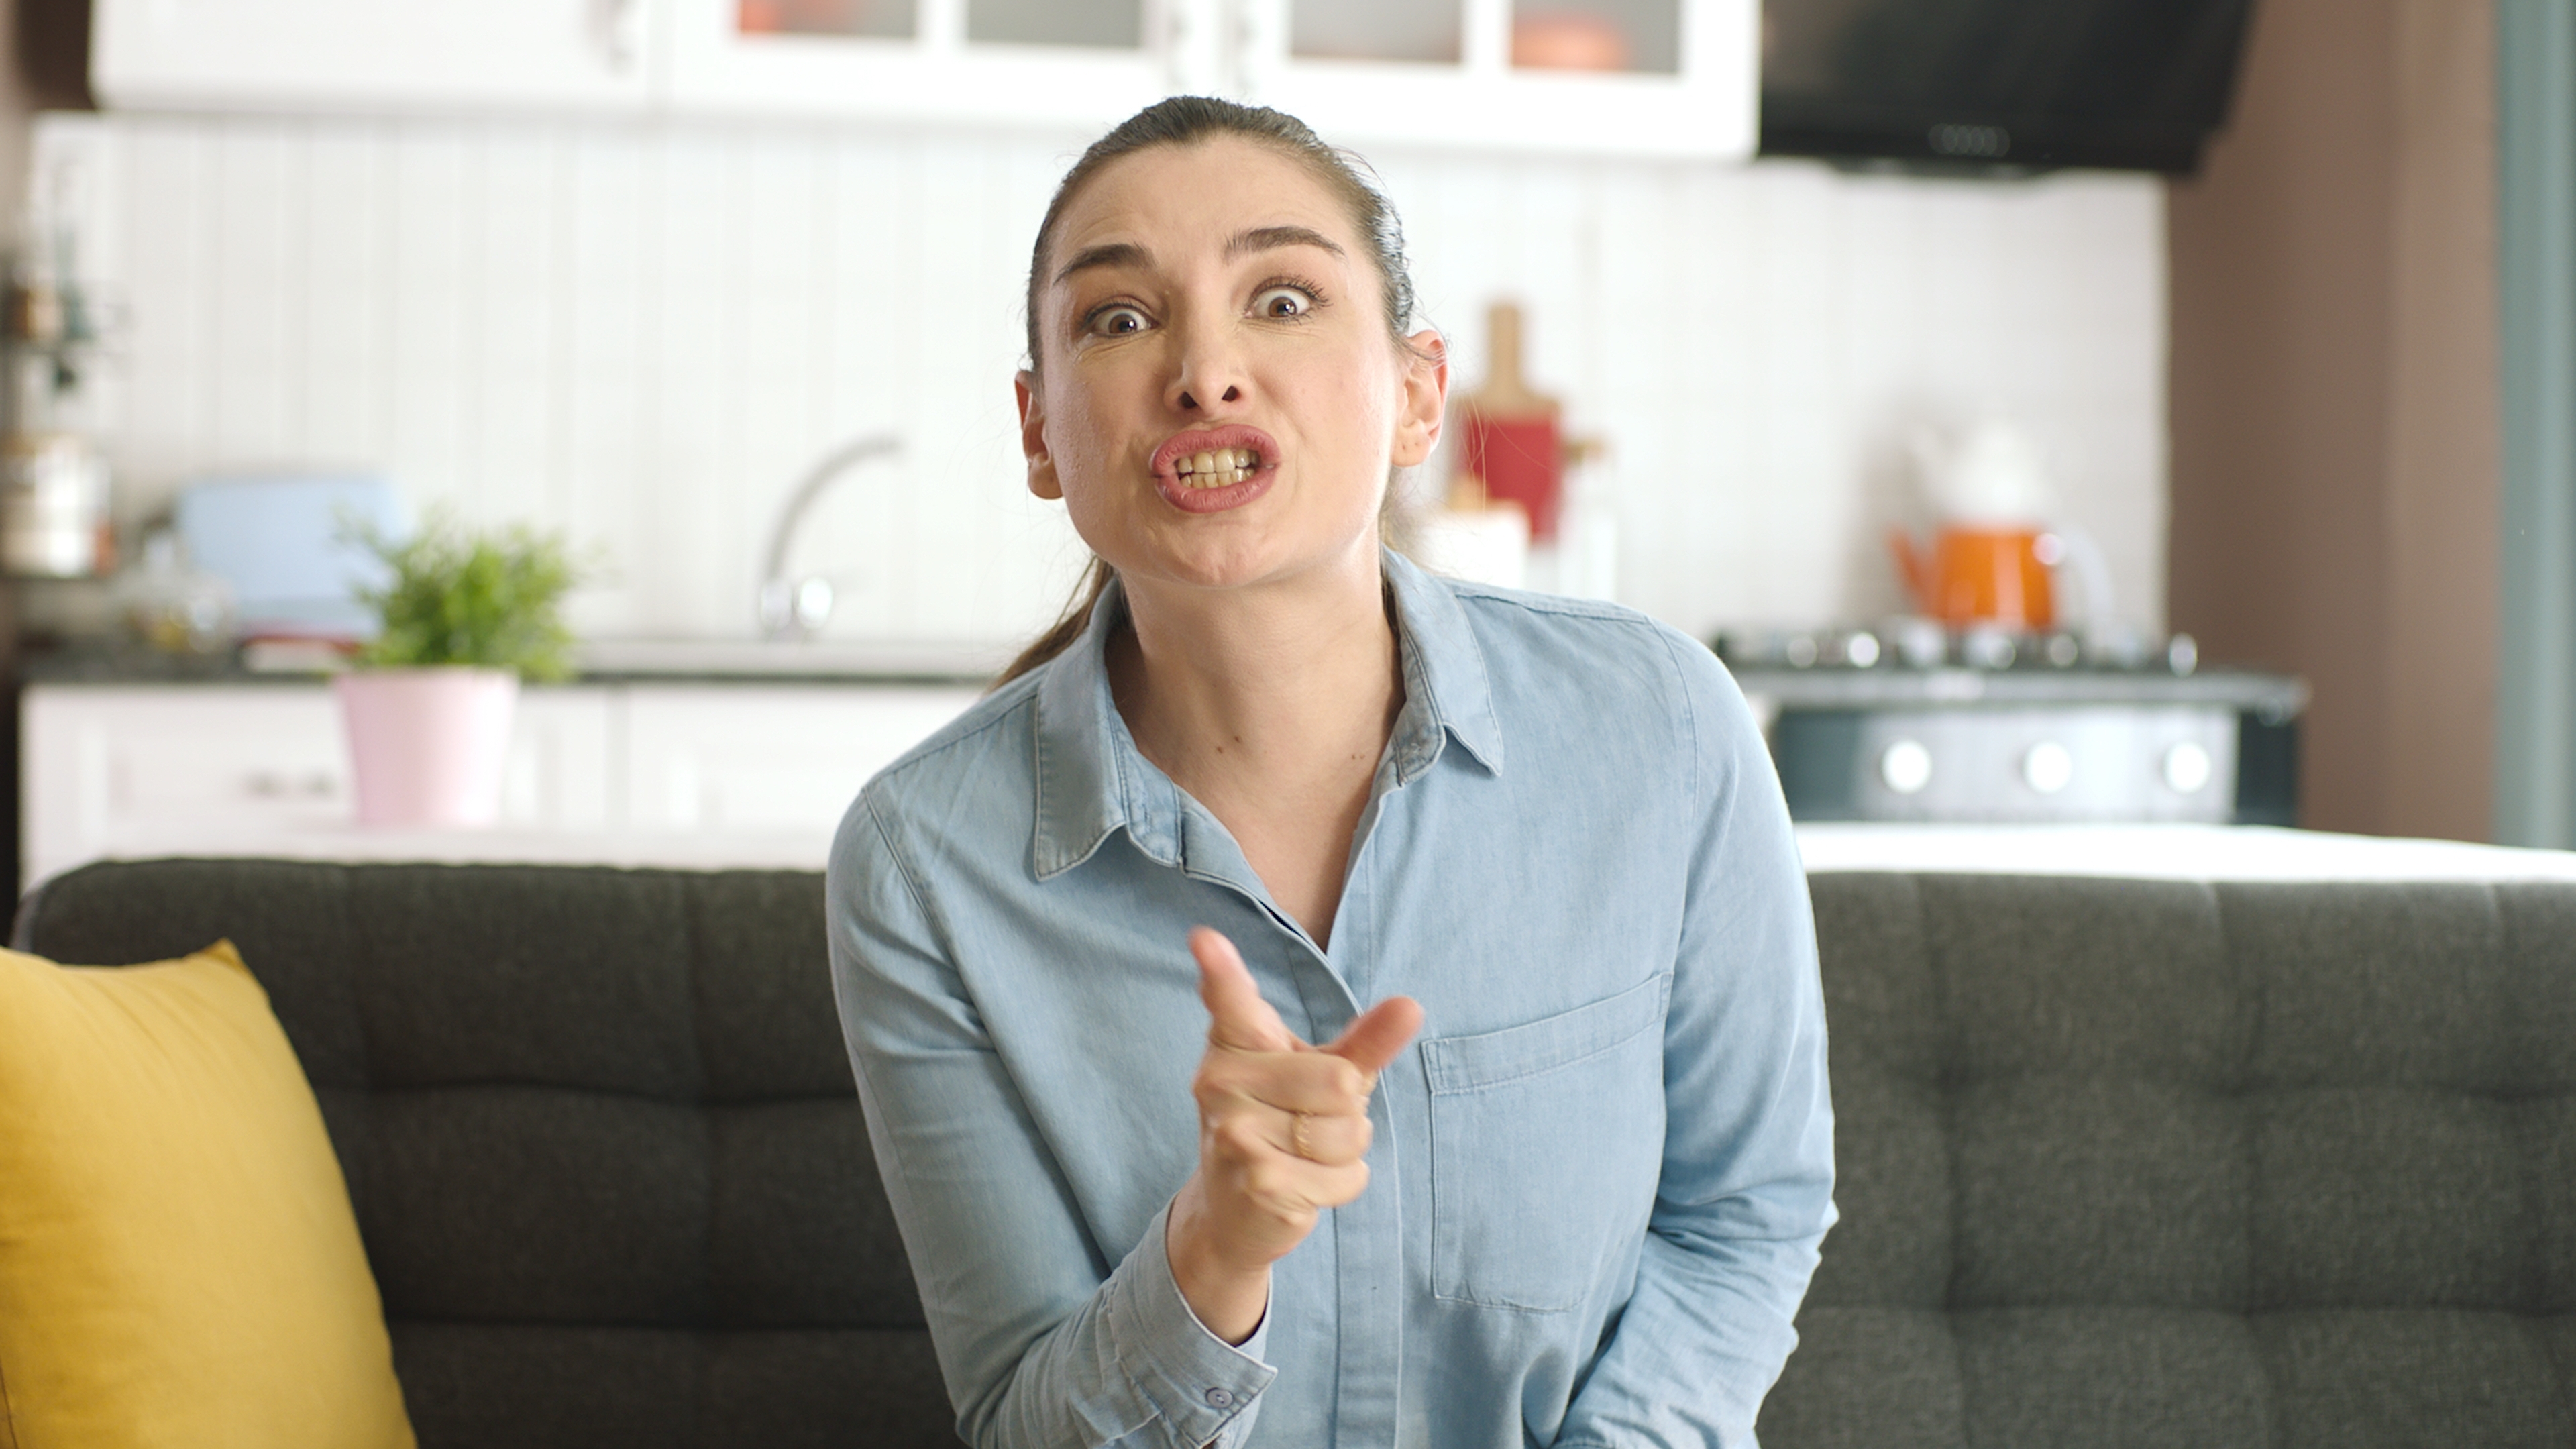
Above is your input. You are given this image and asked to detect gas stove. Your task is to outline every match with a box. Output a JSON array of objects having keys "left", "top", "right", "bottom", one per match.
[
  {"left": 1712, "top": 625, "right": 2306, "bottom": 826},
  {"left": 1715, "top": 621, "right": 2199, "bottom": 676}
]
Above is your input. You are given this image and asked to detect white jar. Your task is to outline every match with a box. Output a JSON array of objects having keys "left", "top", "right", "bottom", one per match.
[{"left": 1, "top": 431, "right": 111, "bottom": 578}]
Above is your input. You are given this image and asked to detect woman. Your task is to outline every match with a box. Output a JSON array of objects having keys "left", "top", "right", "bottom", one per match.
[{"left": 829, "top": 96, "right": 1833, "bottom": 1449}]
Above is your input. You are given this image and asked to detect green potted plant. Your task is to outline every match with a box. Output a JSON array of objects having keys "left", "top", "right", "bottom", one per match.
[{"left": 336, "top": 513, "right": 585, "bottom": 828}]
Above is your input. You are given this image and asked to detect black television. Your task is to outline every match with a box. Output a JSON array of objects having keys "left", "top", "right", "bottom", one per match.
[{"left": 1759, "top": 0, "right": 2257, "bottom": 176}]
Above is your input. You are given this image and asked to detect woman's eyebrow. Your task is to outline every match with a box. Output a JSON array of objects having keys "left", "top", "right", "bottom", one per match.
[
  {"left": 1226, "top": 225, "right": 1345, "bottom": 260},
  {"left": 1053, "top": 241, "right": 1151, "bottom": 285}
]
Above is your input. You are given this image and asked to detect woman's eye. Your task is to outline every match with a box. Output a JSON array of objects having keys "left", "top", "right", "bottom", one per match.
[
  {"left": 1087, "top": 306, "right": 1148, "bottom": 337},
  {"left": 1252, "top": 287, "right": 1313, "bottom": 319}
]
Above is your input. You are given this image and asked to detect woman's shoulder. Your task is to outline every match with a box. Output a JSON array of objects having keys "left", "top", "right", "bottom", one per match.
[
  {"left": 1421, "top": 573, "right": 1766, "bottom": 780},
  {"left": 835, "top": 673, "right": 1042, "bottom": 857},
  {"left": 1434, "top": 576, "right": 1735, "bottom": 698}
]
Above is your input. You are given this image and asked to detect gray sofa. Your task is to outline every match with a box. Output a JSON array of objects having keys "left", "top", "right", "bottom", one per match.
[{"left": 16, "top": 859, "right": 2575, "bottom": 1447}]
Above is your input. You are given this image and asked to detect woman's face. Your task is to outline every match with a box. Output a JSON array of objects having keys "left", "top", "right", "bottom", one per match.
[{"left": 1017, "top": 138, "right": 1447, "bottom": 597}]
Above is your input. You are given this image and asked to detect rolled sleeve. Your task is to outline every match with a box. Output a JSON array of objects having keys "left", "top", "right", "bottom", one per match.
[{"left": 1105, "top": 1201, "right": 1276, "bottom": 1449}]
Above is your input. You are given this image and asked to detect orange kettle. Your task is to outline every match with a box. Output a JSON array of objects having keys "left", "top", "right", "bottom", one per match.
[
  {"left": 1895, "top": 421, "right": 2061, "bottom": 630},
  {"left": 1890, "top": 527, "right": 2055, "bottom": 630}
]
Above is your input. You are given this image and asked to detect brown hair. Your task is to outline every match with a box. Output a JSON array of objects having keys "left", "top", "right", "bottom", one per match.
[{"left": 993, "top": 95, "right": 1425, "bottom": 688}]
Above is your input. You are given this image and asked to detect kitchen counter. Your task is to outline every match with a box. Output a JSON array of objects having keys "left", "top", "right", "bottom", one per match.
[{"left": 15, "top": 637, "right": 1013, "bottom": 688}]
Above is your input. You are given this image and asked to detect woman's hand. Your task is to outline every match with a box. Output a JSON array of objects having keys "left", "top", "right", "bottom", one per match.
[{"left": 1166, "top": 926, "right": 1423, "bottom": 1344}]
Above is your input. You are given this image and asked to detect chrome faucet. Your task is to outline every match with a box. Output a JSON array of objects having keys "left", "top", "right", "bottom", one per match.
[{"left": 757, "top": 433, "right": 902, "bottom": 640}]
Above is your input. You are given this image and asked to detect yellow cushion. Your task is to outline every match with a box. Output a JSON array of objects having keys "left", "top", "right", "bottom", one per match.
[{"left": 0, "top": 941, "right": 413, "bottom": 1449}]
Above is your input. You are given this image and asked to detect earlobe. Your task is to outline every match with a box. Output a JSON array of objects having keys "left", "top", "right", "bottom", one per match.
[{"left": 1016, "top": 370, "right": 1065, "bottom": 501}]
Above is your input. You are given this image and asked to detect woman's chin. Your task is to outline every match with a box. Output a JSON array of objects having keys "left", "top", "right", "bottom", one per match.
[{"left": 1118, "top": 525, "right": 1382, "bottom": 598}]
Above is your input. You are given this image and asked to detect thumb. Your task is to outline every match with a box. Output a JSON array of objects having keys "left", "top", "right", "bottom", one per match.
[
  {"left": 1191, "top": 927, "right": 1301, "bottom": 1053},
  {"left": 1324, "top": 995, "right": 1424, "bottom": 1079}
]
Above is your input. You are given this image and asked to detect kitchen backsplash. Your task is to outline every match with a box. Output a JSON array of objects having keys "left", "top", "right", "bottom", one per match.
[{"left": 29, "top": 111, "right": 2164, "bottom": 645}]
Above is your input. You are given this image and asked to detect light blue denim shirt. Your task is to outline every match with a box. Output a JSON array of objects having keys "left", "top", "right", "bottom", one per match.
[{"left": 828, "top": 549, "right": 1835, "bottom": 1449}]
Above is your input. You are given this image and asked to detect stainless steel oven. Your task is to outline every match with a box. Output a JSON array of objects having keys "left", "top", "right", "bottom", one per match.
[{"left": 1724, "top": 633, "right": 2305, "bottom": 825}]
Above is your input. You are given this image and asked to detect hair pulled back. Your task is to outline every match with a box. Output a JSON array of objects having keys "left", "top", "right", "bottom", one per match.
[{"left": 996, "top": 96, "right": 1424, "bottom": 688}]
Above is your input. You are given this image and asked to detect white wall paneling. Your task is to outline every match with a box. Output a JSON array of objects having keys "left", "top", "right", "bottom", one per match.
[{"left": 34, "top": 111, "right": 2165, "bottom": 645}]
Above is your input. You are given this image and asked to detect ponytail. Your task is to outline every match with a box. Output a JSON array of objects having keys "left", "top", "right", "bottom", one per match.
[{"left": 991, "top": 556, "right": 1115, "bottom": 689}]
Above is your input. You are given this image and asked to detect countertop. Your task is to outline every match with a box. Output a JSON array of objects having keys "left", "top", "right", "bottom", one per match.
[
  {"left": 21, "top": 638, "right": 2308, "bottom": 713},
  {"left": 15, "top": 637, "right": 1013, "bottom": 688}
]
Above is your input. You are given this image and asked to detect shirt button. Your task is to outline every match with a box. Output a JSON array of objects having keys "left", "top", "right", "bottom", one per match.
[{"left": 1203, "top": 1387, "right": 1235, "bottom": 1409}]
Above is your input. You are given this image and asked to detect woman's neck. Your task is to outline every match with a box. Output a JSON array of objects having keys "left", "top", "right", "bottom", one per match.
[{"left": 1108, "top": 545, "right": 1403, "bottom": 945}]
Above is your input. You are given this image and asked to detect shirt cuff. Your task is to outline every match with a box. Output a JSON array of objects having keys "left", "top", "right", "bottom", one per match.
[{"left": 1104, "top": 1199, "right": 1277, "bottom": 1449}]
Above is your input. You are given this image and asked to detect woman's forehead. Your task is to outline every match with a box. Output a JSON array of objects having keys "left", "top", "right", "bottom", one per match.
[{"left": 1049, "top": 139, "right": 1360, "bottom": 271}]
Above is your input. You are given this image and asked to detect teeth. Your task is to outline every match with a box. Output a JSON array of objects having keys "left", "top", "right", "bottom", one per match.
[{"left": 1174, "top": 447, "right": 1259, "bottom": 487}]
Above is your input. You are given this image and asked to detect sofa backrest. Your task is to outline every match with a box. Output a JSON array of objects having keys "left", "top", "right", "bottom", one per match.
[
  {"left": 17, "top": 859, "right": 958, "bottom": 1449},
  {"left": 1765, "top": 871, "right": 2576, "bottom": 1449},
  {"left": 20, "top": 861, "right": 2576, "bottom": 1448}
]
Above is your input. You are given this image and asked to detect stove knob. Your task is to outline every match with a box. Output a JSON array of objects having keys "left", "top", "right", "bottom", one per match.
[
  {"left": 2163, "top": 741, "right": 2213, "bottom": 794},
  {"left": 1880, "top": 739, "right": 1933, "bottom": 795},
  {"left": 2022, "top": 741, "right": 2074, "bottom": 794}
]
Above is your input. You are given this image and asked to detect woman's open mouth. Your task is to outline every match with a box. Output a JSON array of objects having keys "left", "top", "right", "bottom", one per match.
[
  {"left": 1172, "top": 447, "right": 1260, "bottom": 488},
  {"left": 1150, "top": 427, "right": 1279, "bottom": 514}
]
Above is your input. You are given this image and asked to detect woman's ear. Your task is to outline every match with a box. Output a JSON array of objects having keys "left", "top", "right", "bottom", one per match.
[
  {"left": 1016, "top": 370, "right": 1063, "bottom": 501},
  {"left": 1389, "top": 331, "right": 1449, "bottom": 469}
]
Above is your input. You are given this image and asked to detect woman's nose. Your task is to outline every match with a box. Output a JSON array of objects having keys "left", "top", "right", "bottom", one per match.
[{"left": 1165, "top": 314, "right": 1247, "bottom": 413}]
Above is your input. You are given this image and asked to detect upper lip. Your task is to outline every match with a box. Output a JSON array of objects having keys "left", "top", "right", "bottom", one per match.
[{"left": 1150, "top": 425, "right": 1279, "bottom": 481}]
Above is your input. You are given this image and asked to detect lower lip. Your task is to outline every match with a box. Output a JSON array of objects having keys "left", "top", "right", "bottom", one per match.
[{"left": 1155, "top": 467, "right": 1273, "bottom": 514}]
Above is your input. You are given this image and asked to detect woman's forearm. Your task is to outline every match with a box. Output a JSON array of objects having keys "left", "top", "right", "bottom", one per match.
[{"left": 1166, "top": 1177, "right": 1273, "bottom": 1344}]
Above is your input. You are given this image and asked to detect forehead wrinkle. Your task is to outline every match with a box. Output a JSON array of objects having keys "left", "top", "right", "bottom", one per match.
[{"left": 1226, "top": 224, "right": 1346, "bottom": 262}]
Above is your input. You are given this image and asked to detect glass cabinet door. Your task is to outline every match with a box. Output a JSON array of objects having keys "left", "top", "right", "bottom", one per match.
[
  {"left": 1243, "top": 0, "right": 1752, "bottom": 157},
  {"left": 1507, "top": 0, "right": 1678, "bottom": 74},
  {"left": 967, "top": 0, "right": 1146, "bottom": 48},
  {"left": 669, "top": 0, "right": 1195, "bottom": 128},
  {"left": 735, "top": 0, "right": 917, "bottom": 38},
  {"left": 1290, "top": 0, "right": 1463, "bottom": 64}
]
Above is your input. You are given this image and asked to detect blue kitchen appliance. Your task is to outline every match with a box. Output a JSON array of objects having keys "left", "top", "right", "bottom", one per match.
[{"left": 173, "top": 474, "right": 407, "bottom": 640}]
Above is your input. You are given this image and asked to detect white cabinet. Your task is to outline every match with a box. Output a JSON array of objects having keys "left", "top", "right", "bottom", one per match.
[
  {"left": 661, "top": 0, "right": 1204, "bottom": 131},
  {"left": 89, "top": 0, "right": 1755, "bottom": 156},
  {"left": 621, "top": 684, "right": 981, "bottom": 835},
  {"left": 22, "top": 683, "right": 618, "bottom": 888},
  {"left": 19, "top": 679, "right": 981, "bottom": 889},
  {"left": 92, "top": 0, "right": 654, "bottom": 116}
]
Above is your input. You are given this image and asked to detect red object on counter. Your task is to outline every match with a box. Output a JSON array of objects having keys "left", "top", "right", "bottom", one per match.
[
  {"left": 1461, "top": 413, "right": 1564, "bottom": 541},
  {"left": 1452, "top": 301, "right": 1566, "bottom": 541}
]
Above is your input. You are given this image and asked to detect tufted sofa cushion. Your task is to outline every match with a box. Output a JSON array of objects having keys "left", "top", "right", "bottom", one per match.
[
  {"left": 1760, "top": 872, "right": 2576, "bottom": 1449},
  {"left": 19, "top": 861, "right": 2576, "bottom": 1448},
  {"left": 14, "top": 859, "right": 955, "bottom": 1449}
]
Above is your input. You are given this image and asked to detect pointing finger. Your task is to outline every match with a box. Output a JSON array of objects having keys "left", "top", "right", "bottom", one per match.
[
  {"left": 1324, "top": 995, "right": 1424, "bottom": 1080},
  {"left": 1191, "top": 927, "right": 1301, "bottom": 1053}
]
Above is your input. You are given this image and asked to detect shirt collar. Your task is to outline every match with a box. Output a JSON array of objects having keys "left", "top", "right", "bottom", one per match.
[{"left": 1029, "top": 549, "right": 1504, "bottom": 881}]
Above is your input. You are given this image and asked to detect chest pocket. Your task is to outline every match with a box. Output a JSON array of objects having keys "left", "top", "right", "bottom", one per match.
[{"left": 1422, "top": 975, "right": 1667, "bottom": 1313}]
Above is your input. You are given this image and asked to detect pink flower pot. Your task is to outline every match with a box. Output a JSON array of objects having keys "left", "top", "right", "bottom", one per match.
[{"left": 335, "top": 667, "right": 519, "bottom": 828}]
